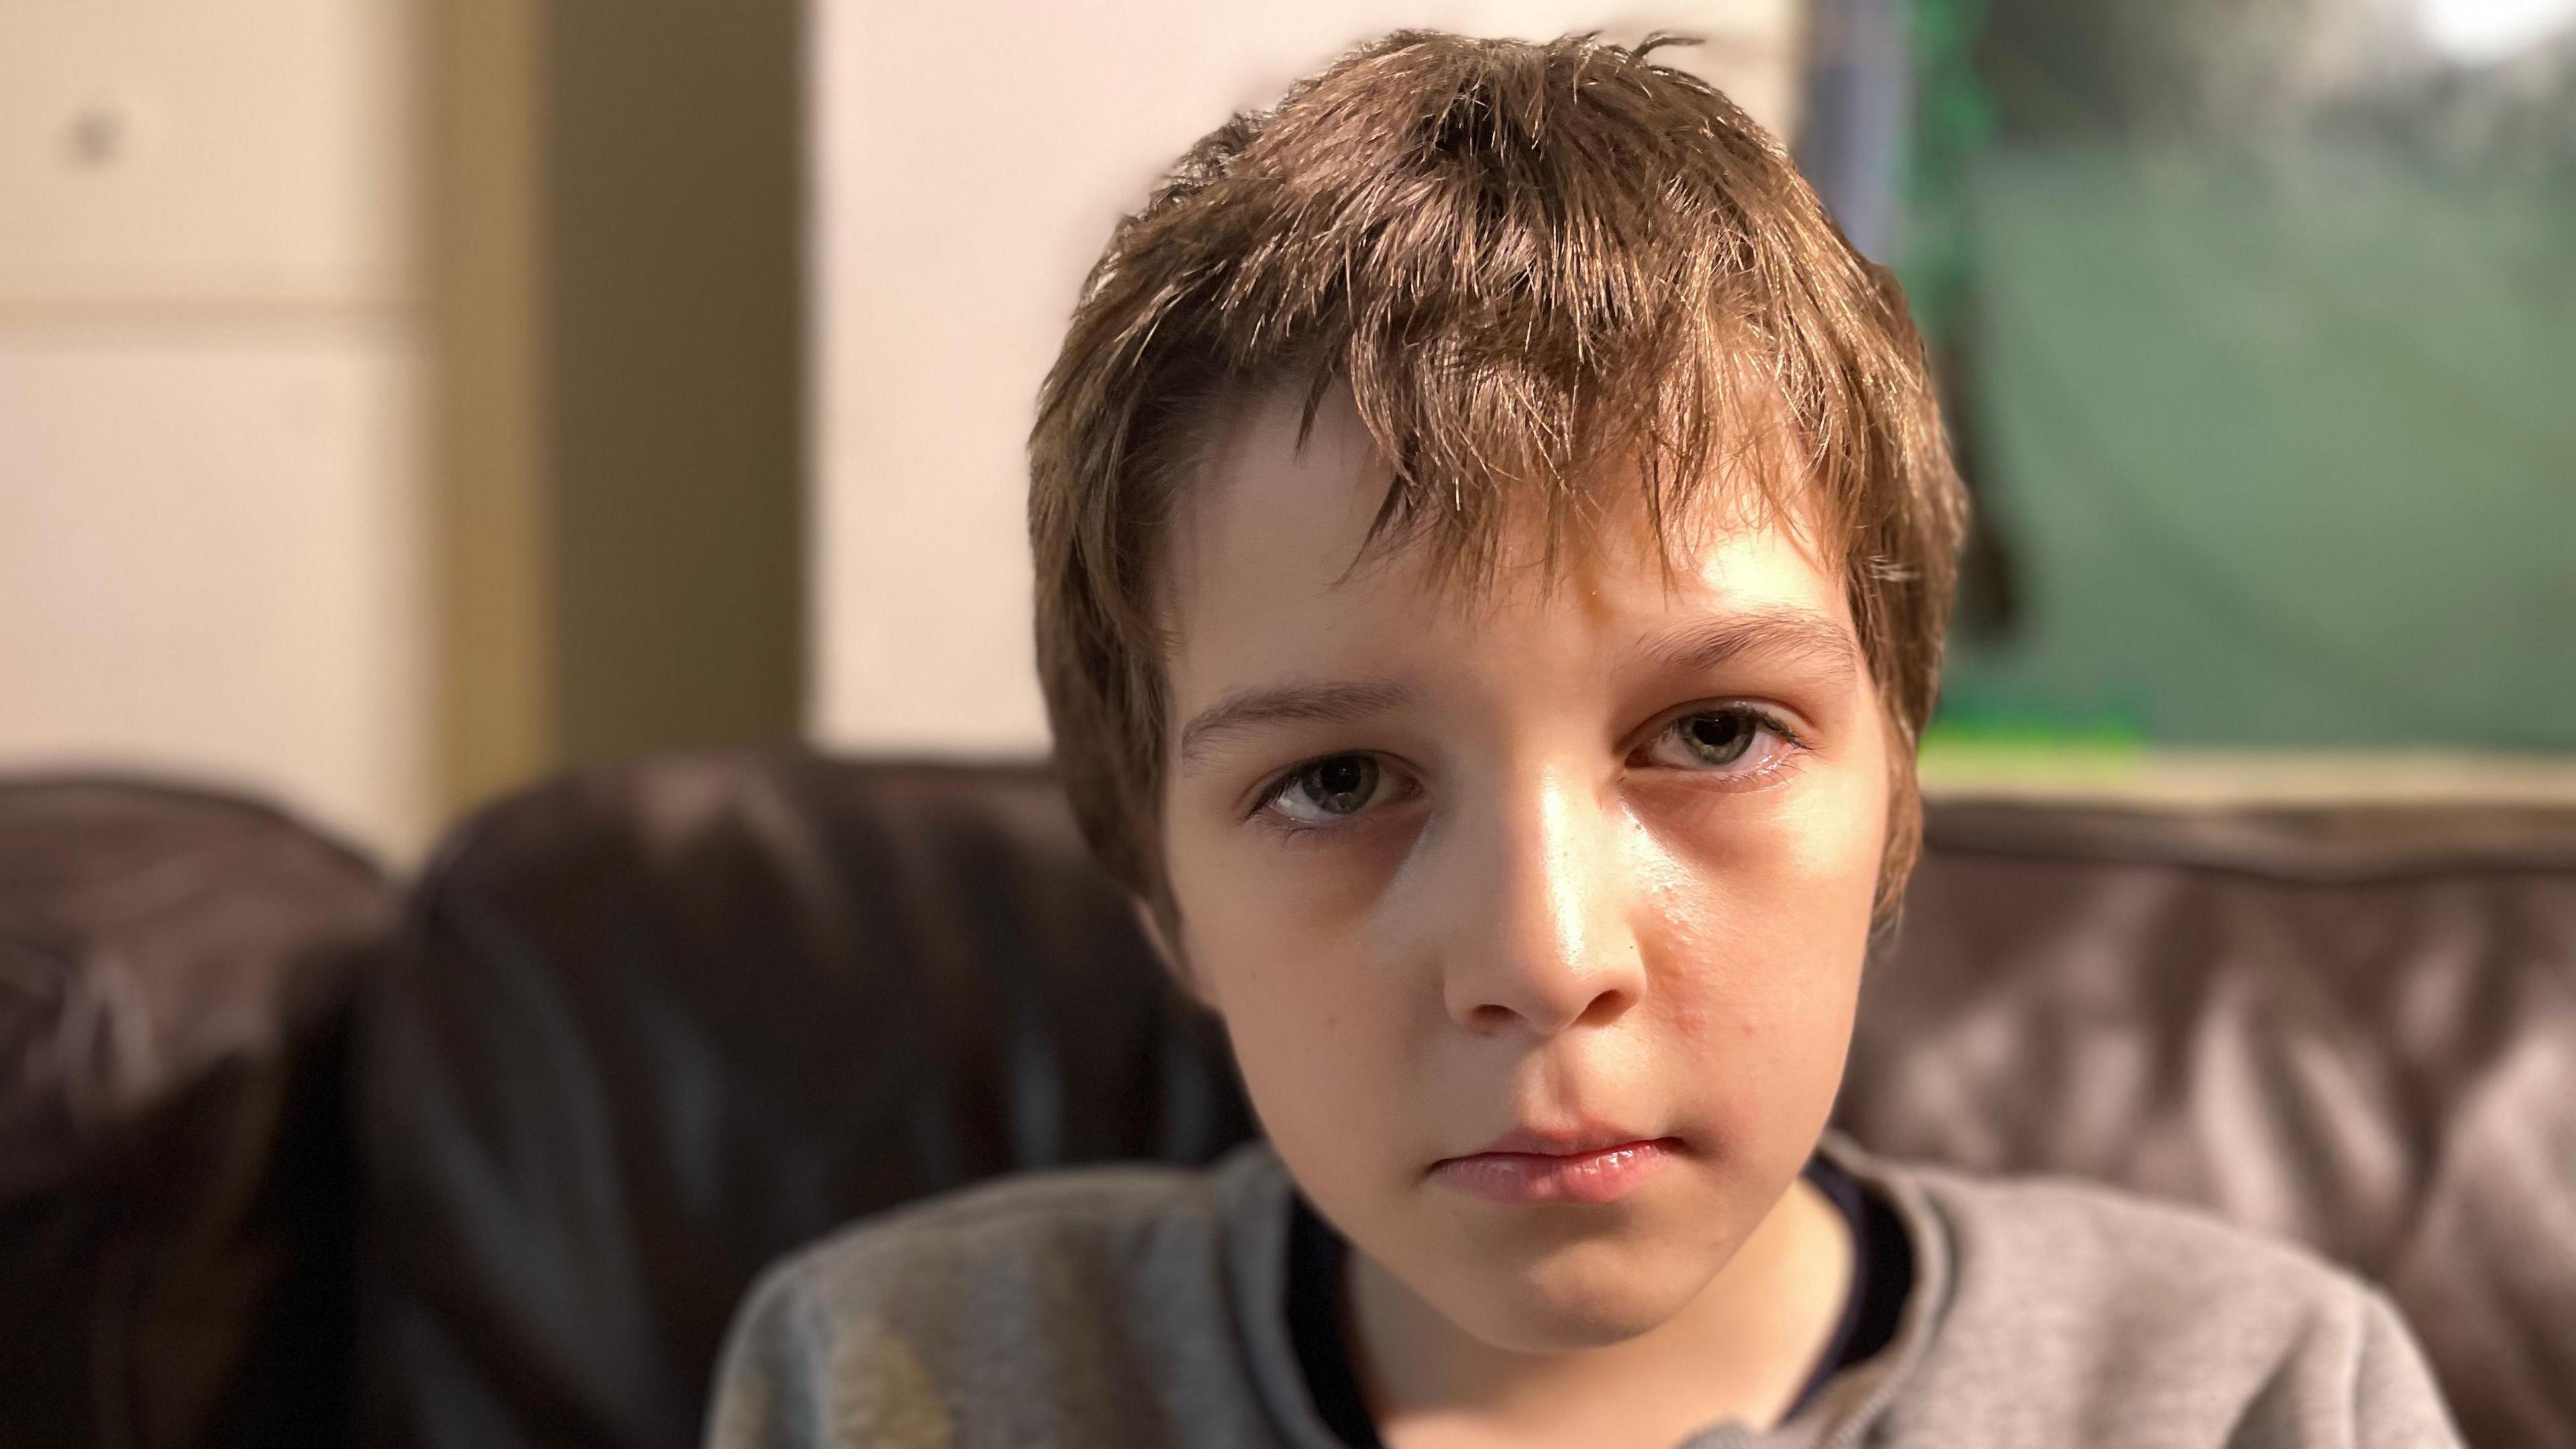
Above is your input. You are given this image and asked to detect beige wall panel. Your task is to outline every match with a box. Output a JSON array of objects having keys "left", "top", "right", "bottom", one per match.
[
  {"left": 0, "top": 0, "right": 415, "bottom": 306},
  {"left": 0, "top": 331, "right": 429, "bottom": 854},
  {"left": 810, "top": 0, "right": 1803, "bottom": 757}
]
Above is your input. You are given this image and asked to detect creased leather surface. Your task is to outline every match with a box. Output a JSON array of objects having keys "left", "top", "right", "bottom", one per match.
[
  {"left": 355, "top": 752, "right": 1253, "bottom": 1449},
  {"left": 1847, "top": 802, "right": 2576, "bottom": 1449},
  {"left": 353, "top": 752, "right": 2576, "bottom": 1449},
  {"left": 0, "top": 777, "right": 390, "bottom": 1449}
]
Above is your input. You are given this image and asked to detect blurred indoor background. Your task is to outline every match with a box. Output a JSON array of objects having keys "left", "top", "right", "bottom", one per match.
[{"left": 1, "top": 0, "right": 2570, "bottom": 861}]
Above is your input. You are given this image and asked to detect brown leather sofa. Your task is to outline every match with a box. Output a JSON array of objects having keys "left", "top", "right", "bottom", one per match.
[
  {"left": 5, "top": 751, "right": 2572, "bottom": 1448},
  {"left": 1, "top": 780, "right": 392, "bottom": 1447}
]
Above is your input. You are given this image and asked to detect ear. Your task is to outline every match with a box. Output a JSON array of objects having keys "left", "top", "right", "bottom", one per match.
[{"left": 1131, "top": 894, "right": 1218, "bottom": 1012}]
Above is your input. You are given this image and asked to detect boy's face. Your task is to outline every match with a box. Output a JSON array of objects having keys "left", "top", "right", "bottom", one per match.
[{"left": 1157, "top": 385, "right": 1888, "bottom": 1353}]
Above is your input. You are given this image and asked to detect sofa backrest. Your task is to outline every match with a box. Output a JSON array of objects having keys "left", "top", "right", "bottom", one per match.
[
  {"left": 0, "top": 777, "right": 391, "bottom": 1449},
  {"left": 355, "top": 755, "right": 1246, "bottom": 1449},
  {"left": 355, "top": 750, "right": 2576, "bottom": 1449},
  {"left": 1850, "top": 801, "right": 2576, "bottom": 1448}
]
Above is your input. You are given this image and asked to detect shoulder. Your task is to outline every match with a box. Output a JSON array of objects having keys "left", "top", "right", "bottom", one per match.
[
  {"left": 1919, "top": 1163, "right": 2361, "bottom": 1325},
  {"left": 1871, "top": 1159, "right": 2460, "bottom": 1447},
  {"left": 772, "top": 1156, "right": 1232, "bottom": 1296},
  {"left": 707, "top": 1146, "right": 1295, "bottom": 1449},
  {"left": 727, "top": 1153, "right": 1247, "bottom": 1358}
]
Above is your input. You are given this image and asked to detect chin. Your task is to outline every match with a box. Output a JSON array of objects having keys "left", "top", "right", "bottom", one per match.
[{"left": 1427, "top": 1230, "right": 1719, "bottom": 1354}]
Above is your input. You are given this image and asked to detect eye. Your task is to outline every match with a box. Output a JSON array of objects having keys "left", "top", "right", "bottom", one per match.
[
  {"left": 1639, "top": 706, "right": 1794, "bottom": 775},
  {"left": 1265, "top": 753, "right": 1389, "bottom": 825}
]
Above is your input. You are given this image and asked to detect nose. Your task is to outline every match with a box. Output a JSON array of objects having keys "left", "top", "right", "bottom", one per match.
[{"left": 1437, "top": 769, "right": 1647, "bottom": 1037}]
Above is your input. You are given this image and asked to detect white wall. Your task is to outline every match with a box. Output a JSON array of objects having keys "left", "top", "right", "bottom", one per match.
[
  {"left": 0, "top": 0, "right": 428, "bottom": 855},
  {"left": 810, "top": 1, "right": 1805, "bottom": 757}
]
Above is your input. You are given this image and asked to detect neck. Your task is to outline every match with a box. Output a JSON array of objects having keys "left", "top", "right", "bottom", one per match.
[{"left": 1348, "top": 1174, "right": 1854, "bottom": 1449}]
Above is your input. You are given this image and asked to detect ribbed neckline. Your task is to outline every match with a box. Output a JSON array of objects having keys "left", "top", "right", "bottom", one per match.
[{"left": 1212, "top": 1132, "right": 1956, "bottom": 1449}]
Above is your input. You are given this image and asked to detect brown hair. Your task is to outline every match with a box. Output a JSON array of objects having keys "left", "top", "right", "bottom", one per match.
[{"left": 1030, "top": 31, "right": 1968, "bottom": 929}]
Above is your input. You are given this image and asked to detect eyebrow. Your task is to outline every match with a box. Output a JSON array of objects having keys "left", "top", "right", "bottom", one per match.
[
  {"left": 1172, "top": 608, "right": 1860, "bottom": 773},
  {"left": 1636, "top": 606, "right": 1863, "bottom": 682},
  {"left": 1175, "top": 679, "right": 1413, "bottom": 773}
]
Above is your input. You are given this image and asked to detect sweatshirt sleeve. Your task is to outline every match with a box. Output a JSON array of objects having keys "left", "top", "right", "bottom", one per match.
[
  {"left": 704, "top": 1252, "right": 971, "bottom": 1449},
  {"left": 704, "top": 1265, "right": 831, "bottom": 1449},
  {"left": 2351, "top": 1290, "right": 2464, "bottom": 1449}
]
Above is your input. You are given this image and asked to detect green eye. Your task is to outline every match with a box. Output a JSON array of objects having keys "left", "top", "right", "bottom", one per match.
[
  {"left": 1676, "top": 710, "right": 1758, "bottom": 767},
  {"left": 1641, "top": 706, "right": 1794, "bottom": 776},
  {"left": 1274, "top": 755, "right": 1381, "bottom": 822}
]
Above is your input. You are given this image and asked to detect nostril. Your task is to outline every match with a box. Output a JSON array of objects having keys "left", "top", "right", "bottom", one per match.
[{"left": 1574, "top": 986, "right": 1634, "bottom": 1028}]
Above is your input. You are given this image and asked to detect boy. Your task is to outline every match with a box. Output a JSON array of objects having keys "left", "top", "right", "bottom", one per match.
[{"left": 710, "top": 32, "right": 2457, "bottom": 1448}]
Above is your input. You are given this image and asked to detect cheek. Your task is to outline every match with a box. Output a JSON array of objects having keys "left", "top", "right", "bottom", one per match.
[
  {"left": 1635, "top": 771, "right": 1883, "bottom": 1131},
  {"left": 1644, "top": 865, "right": 1865, "bottom": 1062},
  {"left": 1167, "top": 813, "right": 1381, "bottom": 1017},
  {"left": 1640, "top": 771, "right": 1882, "bottom": 983},
  {"left": 1166, "top": 828, "right": 1417, "bottom": 1165}
]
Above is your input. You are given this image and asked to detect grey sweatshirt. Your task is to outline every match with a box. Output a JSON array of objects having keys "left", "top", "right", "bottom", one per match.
[{"left": 705, "top": 1134, "right": 2461, "bottom": 1448}]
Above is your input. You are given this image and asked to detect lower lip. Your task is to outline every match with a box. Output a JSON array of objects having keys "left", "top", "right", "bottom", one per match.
[{"left": 1429, "top": 1139, "right": 1682, "bottom": 1205}]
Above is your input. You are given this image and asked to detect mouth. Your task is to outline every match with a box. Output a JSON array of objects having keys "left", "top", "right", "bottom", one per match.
[{"left": 1428, "top": 1129, "right": 1685, "bottom": 1206}]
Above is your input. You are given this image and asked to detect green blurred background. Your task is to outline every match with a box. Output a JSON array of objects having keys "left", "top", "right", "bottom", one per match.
[{"left": 1845, "top": 0, "right": 2576, "bottom": 757}]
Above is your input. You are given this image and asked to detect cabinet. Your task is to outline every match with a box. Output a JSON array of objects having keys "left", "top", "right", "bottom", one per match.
[{"left": 0, "top": 0, "right": 427, "bottom": 854}]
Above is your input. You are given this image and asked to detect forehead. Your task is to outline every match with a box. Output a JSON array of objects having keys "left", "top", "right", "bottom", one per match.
[{"left": 1160, "top": 383, "right": 1851, "bottom": 684}]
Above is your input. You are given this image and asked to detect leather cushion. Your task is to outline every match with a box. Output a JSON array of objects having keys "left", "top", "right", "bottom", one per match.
[
  {"left": 355, "top": 752, "right": 1250, "bottom": 1449},
  {"left": 1846, "top": 801, "right": 2576, "bottom": 1449},
  {"left": 0, "top": 777, "right": 390, "bottom": 1448}
]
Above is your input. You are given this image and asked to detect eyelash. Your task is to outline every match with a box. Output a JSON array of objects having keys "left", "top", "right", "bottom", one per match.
[
  {"left": 1247, "top": 763, "right": 1417, "bottom": 844},
  {"left": 1244, "top": 704, "right": 1810, "bottom": 841},
  {"left": 1637, "top": 704, "right": 1809, "bottom": 780}
]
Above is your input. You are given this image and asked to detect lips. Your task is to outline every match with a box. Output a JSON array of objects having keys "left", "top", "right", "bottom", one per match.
[{"left": 1428, "top": 1128, "right": 1684, "bottom": 1206}]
